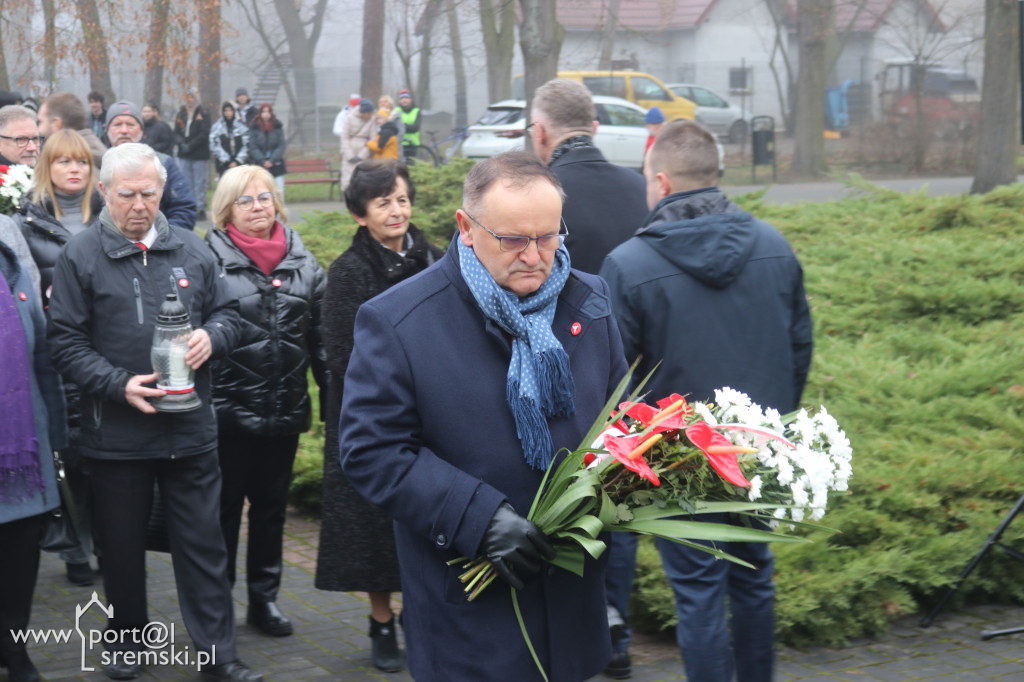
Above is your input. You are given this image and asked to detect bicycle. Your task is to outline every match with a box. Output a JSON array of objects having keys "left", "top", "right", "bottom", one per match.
[{"left": 403, "top": 126, "right": 468, "bottom": 167}]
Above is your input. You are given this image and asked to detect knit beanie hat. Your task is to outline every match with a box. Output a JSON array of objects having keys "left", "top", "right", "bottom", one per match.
[
  {"left": 106, "top": 100, "right": 143, "bottom": 127},
  {"left": 358, "top": 98, "right": 374, "bottom": 114},
  {"left": 645, "top": 106, "right": 666, "bottom": 124}
]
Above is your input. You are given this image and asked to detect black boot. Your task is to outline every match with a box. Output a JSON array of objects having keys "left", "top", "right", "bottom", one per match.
[
  {"left": 246, "top": 602, "right": 293, "bottom": 637},
  {"left": 368, "top": 615, "right": 404, "bottom": 672}
]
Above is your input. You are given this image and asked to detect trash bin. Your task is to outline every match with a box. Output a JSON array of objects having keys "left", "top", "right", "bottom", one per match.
[
  {"left": 751, "top": 115, "right": 775, "bottom": 165},
  {"left": 750, "top": 115, "right": 776, "bottom": 182}
]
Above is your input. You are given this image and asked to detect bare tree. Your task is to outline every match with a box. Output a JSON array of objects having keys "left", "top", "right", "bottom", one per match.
[
  {"left": 518, "top": 0, "right": 563, "bottom": 150},
  {"left": 971, "top": 0, "right": 1018, "bottom": 193},
  {"left": 479, "top": 0, "right": 516, "bottom": 103},
  {"left": 792, "top": 0, "right": 835, "bottom": 176},
  {"left": 143, "top": 0, "right": 172, "bottom": 107},
  {"left": 445, "top": 0, "right": 468, "bottom": 127},
  {"left": 76, "top": 0, "right": 115, "bottom": 103},
  {"left": 416, "top": 0, "right": 444, "bottom": 108},
  {"left": 40, "top": 0, "right": 56, "bottom": 88},
  {"left": 597, "top": 0, "right": 624, "bottom": 70},
  {"left": 361, "top": 0, "right": 385, "bottom": 102},
  {"left": 198, "top": 0, "right": 223, "bottom": 110}
]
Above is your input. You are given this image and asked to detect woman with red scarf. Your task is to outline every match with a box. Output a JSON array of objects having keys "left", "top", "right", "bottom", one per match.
[
  {"left": 248, "top": 104, "right": 287, "bottom": 194},
  {"left": 205, "top": 165, "right": 326, "bottom": 639}
]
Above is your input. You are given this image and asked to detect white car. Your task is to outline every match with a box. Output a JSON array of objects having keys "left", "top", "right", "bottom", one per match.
[
  {"left": 461, "top": 95, "right": 650, "bottom": 169},
  {"left": 666, "top": 83, "right": 751, "bottom": 143}
]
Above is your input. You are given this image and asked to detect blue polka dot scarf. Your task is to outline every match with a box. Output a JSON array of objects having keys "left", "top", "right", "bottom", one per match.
[{"left": 457, "top": 237, "right": 576, "bottom": 470}]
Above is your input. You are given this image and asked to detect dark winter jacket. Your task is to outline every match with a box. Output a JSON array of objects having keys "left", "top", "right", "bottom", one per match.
[
  {"left": 143, "top": 118, "right": 176, "bottom": 155},
  {"left": 321, "top": 223, "right": 442, "bottom": 425},
  {"left": 16, "top": 190, "right": 105, "bottom": 303},
  {"left": 156, "top": 151, "right": 197, "bottom": 230},
  {"left": 549, "top": 144, "right": 649, "bottom": 275},
  {"left": 47, "top": 208, "right": 240, "bottom": 460},
  {"left": 599, "top": 186, "right": 813, "bottom": 412},
  {"left": 209, "top": 117, "right": 249, "bottom": 174},
  {"left": 206, "top": 224, "right": 326, "bottom": 436},
  {"left": 339, "top": 236, "right": 628, "bottom": 681},
  {"left": 174, "top": 104, "right": 212, "bottom": 160},
  {"left": 248, "top": 119, "right": 287, "bottom": 176}
]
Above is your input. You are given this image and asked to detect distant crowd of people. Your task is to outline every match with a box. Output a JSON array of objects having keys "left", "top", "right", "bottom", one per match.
[{"left": 0, "top": 78, "right": 810, "bottom": 682}]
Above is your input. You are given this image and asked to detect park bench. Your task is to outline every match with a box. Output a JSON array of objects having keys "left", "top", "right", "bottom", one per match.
[{"left": 284, "top": 159, "right": 340, "bottom": 200}]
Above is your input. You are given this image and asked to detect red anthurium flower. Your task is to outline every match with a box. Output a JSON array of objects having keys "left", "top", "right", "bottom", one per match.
[
  {"left": 684, "top": 421, "right": 751, "bottom": 487},
  {"left": 603, "top": 433, "right": 661, "bottom": 486},
  {"left": 619, "top": 399, "right": 688, "bottom": 433}
]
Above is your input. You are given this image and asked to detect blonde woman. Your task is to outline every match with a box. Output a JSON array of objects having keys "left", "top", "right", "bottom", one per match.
[{"left": 205, "top": 165, "right": 326, "bottom": 638}]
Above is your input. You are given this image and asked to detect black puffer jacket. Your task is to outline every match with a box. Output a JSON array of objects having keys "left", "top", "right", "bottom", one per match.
[
  {"left": 206, "top": 223, "right": 327, "bottom": 436},
  {"left": 17, "top": 190, "right": 105, "bottom": 304}
]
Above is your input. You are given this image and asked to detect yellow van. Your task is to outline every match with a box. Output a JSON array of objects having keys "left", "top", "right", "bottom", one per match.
[{"left": 513, "top": 70, "right": 697, "bottom": 121}]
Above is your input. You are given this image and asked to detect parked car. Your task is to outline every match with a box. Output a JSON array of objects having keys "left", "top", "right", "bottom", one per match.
[
  {"left": 666, "top": 83, "right": 750, "bottom": 143},
  {"left": 462, "top": 95, "right": 651, "bottom": 169},
  {"left": 461, "top": 95, "right": 725, "bottom": 175},
  {"left": 513, "top": 71, "right": 697, "bottom": 122}
]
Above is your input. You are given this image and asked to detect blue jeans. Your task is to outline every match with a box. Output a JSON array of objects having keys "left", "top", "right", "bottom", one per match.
[
  {"left": 656, "top": 514, "right": 775, "bottom": 682},
  {"left": 604, "top": 531, "right": 639, "bottom": 653},
  {"left": 177, "top": 158, "right": 209, "bottom": 212}
]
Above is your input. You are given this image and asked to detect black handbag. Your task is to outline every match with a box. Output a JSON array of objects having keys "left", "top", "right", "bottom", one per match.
[{"left": 40, "top": 451, "right": 82, "bottom": 552}]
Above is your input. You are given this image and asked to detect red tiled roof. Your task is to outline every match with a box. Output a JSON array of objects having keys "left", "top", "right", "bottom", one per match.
[
  {"left": 557, "top": 0, "right": 944, "bottom": 34},
  {"left": 558, "top": 0, "right": 718, "bottom": 31}
]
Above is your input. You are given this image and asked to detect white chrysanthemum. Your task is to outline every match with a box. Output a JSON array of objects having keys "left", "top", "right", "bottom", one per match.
[
  {"left": 747, "top": 475, "right": 763, "bottom": 501},
  {"left": 693, "top": 401, "right": 717, "bottom": 424}
]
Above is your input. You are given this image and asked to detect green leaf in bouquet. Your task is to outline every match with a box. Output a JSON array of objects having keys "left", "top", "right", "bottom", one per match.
[
  {"left": 553, "top": 528, "right": 608, "bottom": 561},
  {"left": 534, "top": 474, "right": 601, "bottom": 531},
  {"left": 548, "top": 544, "right": 587, "bottom": 576},
  {"left": 563, "top": 512, "right": 604, "bottom": 540},
  {"left": 614, "top": 517, "right": 810, "bottom": 545}
]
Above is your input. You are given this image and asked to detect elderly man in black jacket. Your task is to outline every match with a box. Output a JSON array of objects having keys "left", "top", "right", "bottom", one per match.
[
  {"left": 47, "top": 143, "right": 262, "bottom": 682},
  {"left": 527, "top": 78, "right": 649, "bottom": 276}
]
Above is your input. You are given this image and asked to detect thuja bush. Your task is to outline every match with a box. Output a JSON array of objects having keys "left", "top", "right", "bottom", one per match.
[{"left": 630, "top": 179, "right": 1024, "bottom": 646}]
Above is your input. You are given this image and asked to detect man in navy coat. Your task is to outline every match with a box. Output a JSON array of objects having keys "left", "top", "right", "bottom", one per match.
[
  {"left": 340, "top": 151, "right": 628, "bottom": 681},
  {"left": 600, "top": 121, "right": 813, "bottom": 682}
]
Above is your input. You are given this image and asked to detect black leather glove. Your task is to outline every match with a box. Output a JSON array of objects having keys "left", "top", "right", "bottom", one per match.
[{"left": 482, "top": 503, "right": 556, "bottom": 590}]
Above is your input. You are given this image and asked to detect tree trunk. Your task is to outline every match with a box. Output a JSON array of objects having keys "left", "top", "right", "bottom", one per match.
[
  {"left": 598, "top": 0, "right": 623, "bottom": 70},
  {"left": 76, "top": 0, "right": 115, "bottom": 103},
  {"left": 416, "top": 0, "right": 444, "bottom": 109},
  {"left": 446, "top": 0, "right": 468, "bottom": 128},
  {"left": 361, "top": 0, "right": 386, "bottom": 103},
  {"left": 198, "top": 0, "right": 222, "bottom": 111},
  {"left": 518, "top": 0, "right": 563, "bottom": 150},
  {"left": 271, "top": 0, "right": 327, "bottom": 144},
  {"left": 792, "top": 0, "right": 834, "bottom": 176},
  {"left": 41, "top": 0, "right": 56, "bottom": 88},
  {"left": 479, "top": 0, "right": 517, "bottom": 103},
  {"left": 971, "top": 0, "right": 1019, "bottom": 194},
  {"left": 144, "top": 0, "right": 171, "bottom": 108},
  {"left": 0, "top": 0, "right": 7, "bottom": 91}
]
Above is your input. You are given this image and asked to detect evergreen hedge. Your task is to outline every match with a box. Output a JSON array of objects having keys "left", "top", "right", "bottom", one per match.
[{"left": 288, "top": 168, "right": 1024, "bottom": 646}]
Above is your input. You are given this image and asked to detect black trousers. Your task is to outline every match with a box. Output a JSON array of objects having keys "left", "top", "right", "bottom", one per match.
[
  {"left": 0, "top": 514, "right": 43, "bottom": 656},
  {"left": 217, "top": 433, "right": 299, "bottom": 604},
  {"left": 89, "top": 453, "right": 236, "bottom": 660}
]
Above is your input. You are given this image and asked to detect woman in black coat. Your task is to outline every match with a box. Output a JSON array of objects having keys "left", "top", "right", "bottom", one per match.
[
  {"left": 248, "top": 104, "right": 286, "bottom": 194},
  {"left": 206, "top": 165, "right": 326, "bottom": 638},
  {"left": 315, "top": 159, "right": 442, "bottom": 672}
]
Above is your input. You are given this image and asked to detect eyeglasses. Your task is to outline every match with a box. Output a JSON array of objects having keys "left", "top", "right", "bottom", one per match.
[
  {"left": 462, "top": 210, "right": 568, "bottom": 253},
  {"left": 234, "top": 192, "right": 274, "bottom": 211},
  {"left": 0, "top": 134, "right": 41, "bottom": 148}
]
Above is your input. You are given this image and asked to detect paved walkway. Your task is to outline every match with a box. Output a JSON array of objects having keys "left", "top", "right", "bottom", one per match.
[{"left": 18, "top": 508, "right": 1024, "bottom": 681}]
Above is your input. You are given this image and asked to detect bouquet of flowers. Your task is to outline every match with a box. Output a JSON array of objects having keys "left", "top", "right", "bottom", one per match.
[
  {"left": 0, "top": 164, "right": 33, "bottom": 215},
  {"left": 451, "top": 370, "right": 852, "bottom": 679}
]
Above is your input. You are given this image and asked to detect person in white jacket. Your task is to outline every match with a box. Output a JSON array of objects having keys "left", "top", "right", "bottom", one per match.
[
  {"left": 333, "top": 94, "right": 360, "bottom": 140},
  {"left": 340, "top": 99, "right": 376, "bottom": 191}
]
